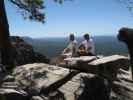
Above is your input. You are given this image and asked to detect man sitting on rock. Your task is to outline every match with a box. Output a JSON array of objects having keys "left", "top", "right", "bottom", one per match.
[
  {"left": 78, "top": 33, "right": 95, "bottom": 56},
  {"left": 62, "top": 34, "right": 77, "bottom": 58}
]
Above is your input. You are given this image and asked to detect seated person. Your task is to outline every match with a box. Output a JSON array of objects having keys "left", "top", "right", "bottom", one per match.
[
  {"left": 77, "top": 44, "right": 87, "bottom": 56},
  {"left": 62, "top": 34, "right": 77, "bottom": 58},
  {"left": 78, "top": 33, "right": 95, "bottom": 56}
]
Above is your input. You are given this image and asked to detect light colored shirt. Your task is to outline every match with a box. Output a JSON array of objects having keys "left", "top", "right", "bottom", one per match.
[
  {"left": 67, "top": 40, "right": 77, "bottom": 50},
  {"left": 67, "top": 40, "right": 77, "bottom": 54},
  {"left": 81, "top": 39, "right": 95, "bottom": 55},
  {"left": 62, "top": 40, "right": 77, "bottom": 57}
]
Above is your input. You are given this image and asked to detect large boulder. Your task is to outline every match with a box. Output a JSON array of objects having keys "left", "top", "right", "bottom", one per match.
[
  {"left": 12, "top": 63, "right": 70, "bottom": 93},
  {"left": 9, "top": 63, "right": 133, "bottom": 100},
  {"left": 11, "top": 63, "right": 88, "bottom": 100}
]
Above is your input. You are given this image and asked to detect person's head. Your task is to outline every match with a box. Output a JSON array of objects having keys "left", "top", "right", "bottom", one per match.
[
  {"left": 118, "top": 27, "right": 133, "bottom": 43},
  {"left": 69, "top": 34, "right": 75, "bottom": 41},
  {"left": 84, "top": 33, "right": 90, "bottom": 41}
]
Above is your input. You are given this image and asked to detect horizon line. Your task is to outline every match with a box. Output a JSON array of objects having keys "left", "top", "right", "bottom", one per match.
[{"left": 12, "top": 34, "right": 116, "bottom": 39}]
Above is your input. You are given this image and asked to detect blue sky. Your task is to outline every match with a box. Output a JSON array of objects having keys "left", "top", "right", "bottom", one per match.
[{"left": 5, "top": 0, "right": 133, "bottom": 38}]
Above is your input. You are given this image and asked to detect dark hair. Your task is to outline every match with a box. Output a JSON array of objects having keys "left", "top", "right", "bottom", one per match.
[
  {"left": 70, "top": 34, "right": 74, "bottom": 37},
  {"left": 84, "top": 33, "right": 90, "bottom": 40},
  {"left": 118, "top": 27, "right": 133, "bottom": 43},
  {"left": 69, "top": 34, "right": 75, "bottom": 41},
  {"left": 79, "top": 44, "right": 85, "bottom": 49}
]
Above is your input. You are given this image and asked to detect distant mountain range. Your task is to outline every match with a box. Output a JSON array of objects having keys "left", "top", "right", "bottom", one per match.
[{"left": 22, "top": 36, "right": 128, "bottom": 58}]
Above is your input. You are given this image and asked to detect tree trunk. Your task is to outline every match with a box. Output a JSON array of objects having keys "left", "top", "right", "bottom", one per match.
[{"left": 0, "top": 0, "right": 14, "bottom": 69}]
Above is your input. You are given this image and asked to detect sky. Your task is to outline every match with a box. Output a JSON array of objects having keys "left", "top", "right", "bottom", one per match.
[{"left": 5, "top": 0, "right": 133, "bottom": 38}]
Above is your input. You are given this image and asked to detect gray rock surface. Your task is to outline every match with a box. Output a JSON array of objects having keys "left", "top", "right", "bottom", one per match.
[
  {"left": 0, "top": 88, "right": 28, "bottom": 100},
  {"left": 0, "top": 62, "right": 132, "bottom": 100}
]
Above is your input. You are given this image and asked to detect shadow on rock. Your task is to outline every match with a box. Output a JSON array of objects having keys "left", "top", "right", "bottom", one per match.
[
  {"left": 48, "top": 90, "right": 66, "bottom": 100},
  {"left": 76, "top": 76, "right": 111, "bottom": 100}
]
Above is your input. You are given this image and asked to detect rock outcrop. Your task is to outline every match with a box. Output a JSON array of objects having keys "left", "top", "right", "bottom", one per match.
[
  {"left": 9, "top": 36, "right": 49, "bottom": 66},
  {"left": 0, "top": 56, "right": 132, "bottom": 100}
]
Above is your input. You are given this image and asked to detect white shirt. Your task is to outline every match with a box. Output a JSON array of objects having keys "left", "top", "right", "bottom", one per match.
[
  {"left": 81, "top": 39, "right": 95, "bottom": 55},
  {"left": 67, "top": 40, "right": 77, "bottom": 54},
  {"left": 62, "top": 40, "right": 77, "bottom": 57}
]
